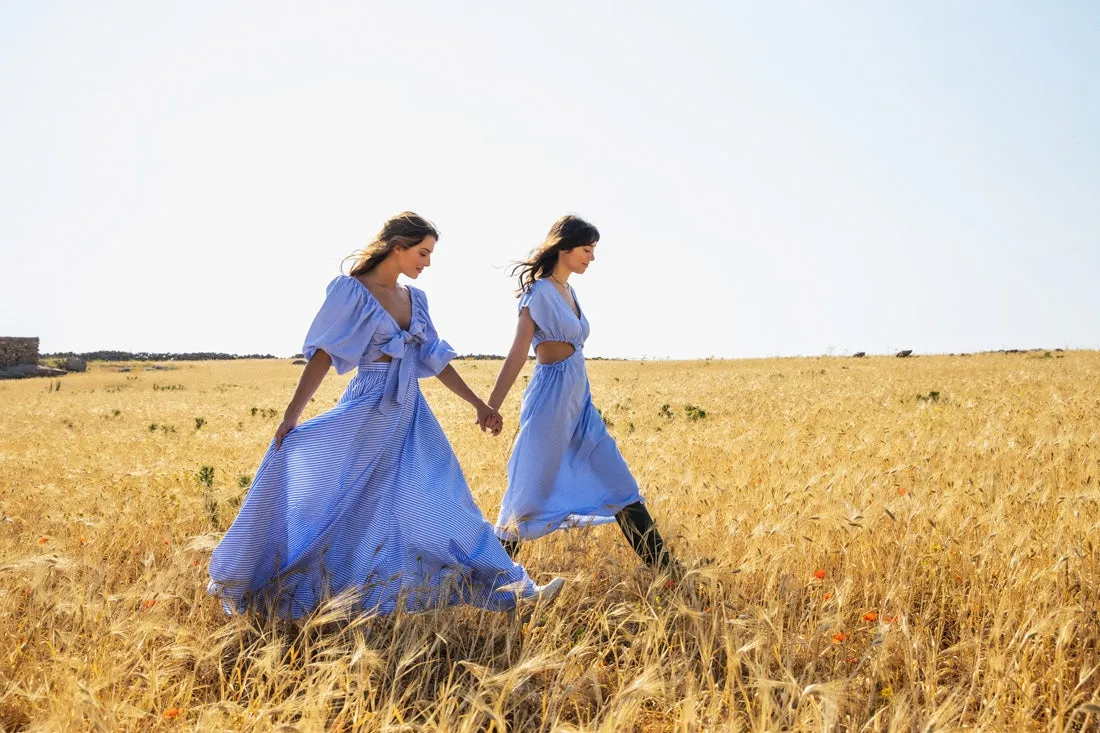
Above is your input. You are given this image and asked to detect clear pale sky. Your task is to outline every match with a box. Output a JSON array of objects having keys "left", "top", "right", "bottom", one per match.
[{"left": 2, "top": 2, "right": 1097, "bottom": 359}]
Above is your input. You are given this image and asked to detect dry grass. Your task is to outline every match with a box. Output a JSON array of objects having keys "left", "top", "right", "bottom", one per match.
[{"left": 1, "top": 352, "right": 1098, "bottom": 731}]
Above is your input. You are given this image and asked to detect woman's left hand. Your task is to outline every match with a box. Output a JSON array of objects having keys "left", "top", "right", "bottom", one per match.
[{"left": 476, "top": 403, "right": 503, "bottom": 436}]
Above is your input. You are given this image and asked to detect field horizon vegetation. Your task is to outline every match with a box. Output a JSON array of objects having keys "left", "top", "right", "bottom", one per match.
[{"left": 2, "top": 351, "right": 1098, "bottom": 731}]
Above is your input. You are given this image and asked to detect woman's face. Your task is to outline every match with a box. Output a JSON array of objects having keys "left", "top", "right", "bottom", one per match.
[
  {"left": 559, "top": 241, "right": 596, "bottom": 275},
  {"left": 395, "top": 236, "right": 436, "bottom": 279}
]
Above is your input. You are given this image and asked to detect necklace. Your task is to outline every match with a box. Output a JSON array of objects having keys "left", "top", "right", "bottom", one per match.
[{"left": 548, "top": 274, "right": 569, "bottom": 289}]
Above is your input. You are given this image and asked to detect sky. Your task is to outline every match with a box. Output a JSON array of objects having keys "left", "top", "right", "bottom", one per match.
[{"left": 1, "top": 1, "right": 1097, "bottom": 359}]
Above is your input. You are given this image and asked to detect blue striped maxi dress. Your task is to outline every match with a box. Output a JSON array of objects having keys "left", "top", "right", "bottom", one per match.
[
  {"left": 494, "top": 278, "right": 644, "bottom": 542},
  {"left": 208, "top": 275, "right": 538, "bottom": 618}
]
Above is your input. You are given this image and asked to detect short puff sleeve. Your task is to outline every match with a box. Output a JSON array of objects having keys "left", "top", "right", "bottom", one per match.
[
  {"left": 517, "top": 281, "right": 552, "bottom": 331},
  {"left": 414, "top": 289, "right": 458, "bottom": 377},
  {"left": 302, "top": 276, "right": 382, "bottom": 374}
]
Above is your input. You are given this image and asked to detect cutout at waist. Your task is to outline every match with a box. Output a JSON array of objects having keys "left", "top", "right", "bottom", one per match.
[{"left": 536, "top": 341, "right": 577, "bottom": 365}]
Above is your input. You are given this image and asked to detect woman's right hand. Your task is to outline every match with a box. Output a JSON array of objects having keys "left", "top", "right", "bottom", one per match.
[{"left": 274, "top": 416, "right": 299, "bottom": 450}]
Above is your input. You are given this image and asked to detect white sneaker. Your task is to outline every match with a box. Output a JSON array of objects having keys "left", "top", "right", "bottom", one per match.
[
  {"left": 534, "top": 577, "right": 565, "bottom": 605},
  {"left": 509, "top": 577, "right": 565, "bottom": 625}
]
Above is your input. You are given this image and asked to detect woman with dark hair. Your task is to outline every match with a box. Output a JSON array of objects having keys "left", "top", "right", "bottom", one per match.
[
  {"left": 486, "top": 215, "right": 679, "bottom": 574},
  {"left": 209, "top": 212, "right": 564, "bottom": 618}
]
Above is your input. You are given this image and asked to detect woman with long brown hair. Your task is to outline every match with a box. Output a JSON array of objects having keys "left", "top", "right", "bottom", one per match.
[
  {"left": 209, "top": 212, "right": 563, "bottom": 618},
  {"left": 486, "top": 215, "right": 679, "bottom": 574}
]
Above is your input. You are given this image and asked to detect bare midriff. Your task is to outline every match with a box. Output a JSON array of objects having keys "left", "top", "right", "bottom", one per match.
[
  {"left": 536, "top": 341, "right": 576, "bottom": 365},
  {"left": 372, "top": 355, "right": 393, "bottom": 363}
]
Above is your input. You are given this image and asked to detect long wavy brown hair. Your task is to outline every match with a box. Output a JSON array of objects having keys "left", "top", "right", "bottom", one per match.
[
  {"left": 344, "top": 212, "right": 439, "bottom": 276},
  {"left": 511, "top": 215, "right": 599, "bottom": 294}
]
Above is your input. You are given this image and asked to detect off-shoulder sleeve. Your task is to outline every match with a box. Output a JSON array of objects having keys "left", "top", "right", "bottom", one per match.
[
  {"left": 301, "top": 276, "right": 381, "bottom": 374},
  {"left": 517, "top": 280, "right": 553, "bottom": 331},
  {"left": 413, "top": 288, "right": 457, "bottom": 378}
]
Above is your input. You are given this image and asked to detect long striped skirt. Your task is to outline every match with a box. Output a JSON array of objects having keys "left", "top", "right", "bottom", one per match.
[{"left": 208, "top": 362, "right": 537, "bottom": 618}]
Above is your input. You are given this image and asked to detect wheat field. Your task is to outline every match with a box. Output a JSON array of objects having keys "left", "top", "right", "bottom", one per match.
[{"left": 1, "top": 352, "right": 1098, "bottom": 731}]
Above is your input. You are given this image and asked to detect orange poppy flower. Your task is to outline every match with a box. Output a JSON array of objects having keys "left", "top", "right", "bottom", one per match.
[
  {"left": 813, "top": 569, "right": 827, "bottom": 580},
  {"left": 863, "top": 611, "right": 878, "bottom": 622}
]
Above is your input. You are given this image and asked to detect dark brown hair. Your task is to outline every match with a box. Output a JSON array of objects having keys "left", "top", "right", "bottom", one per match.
[
  {"left": 511, "top": 215, "right": 599, "bottom": 294},
  {"left": 345, "top": 212, "right": 439, "bottom": 276}
]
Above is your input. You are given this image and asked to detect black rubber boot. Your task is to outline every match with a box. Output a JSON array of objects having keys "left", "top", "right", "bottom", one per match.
[
  {"left": 614, "top": 501, "right": 678, "bottom": 572},
  {"left": 499, "top": 537, "right": 521, "bottom": 560}
]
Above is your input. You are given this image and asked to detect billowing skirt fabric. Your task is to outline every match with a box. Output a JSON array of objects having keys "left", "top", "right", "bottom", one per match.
[
  {"left": 496, "top": 350, "right": 643, "bottom": 541},
  {"left": 209, "top": 362, "right": 536, "bottom": 618}
]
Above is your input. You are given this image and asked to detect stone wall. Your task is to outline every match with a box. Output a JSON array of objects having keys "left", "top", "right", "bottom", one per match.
[{"left": 0, "top": 337, "right": 39, "bottom": 368}]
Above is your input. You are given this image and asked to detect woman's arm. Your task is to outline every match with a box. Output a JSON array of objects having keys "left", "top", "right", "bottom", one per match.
[
  {"left": 487, "top": 309, "right": 536, "bottom": 412},
  {"left": 274, "top": 349, "right": 332, "bottom": 449},
  {"left": 435, "top": 364, "right": 501, "bottom": 433}
]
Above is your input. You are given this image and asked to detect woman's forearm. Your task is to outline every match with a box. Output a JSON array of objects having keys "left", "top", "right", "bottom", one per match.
[
  {"left": 435, "top": 364, "right": 485, "bottom": 408},
  {"left": 284, "top": 350, "right": 332, "bottom": 420},
  {"left": 488, "top": 348, "right": 527, "bottom": 411}
]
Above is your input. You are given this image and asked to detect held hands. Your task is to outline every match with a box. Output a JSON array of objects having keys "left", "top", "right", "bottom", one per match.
[
  {"left": 476, "top": 402, "right": 503, "bottom": 436},
  {"left": 274, "top": 415, "right": 299, "bottom": 450}
]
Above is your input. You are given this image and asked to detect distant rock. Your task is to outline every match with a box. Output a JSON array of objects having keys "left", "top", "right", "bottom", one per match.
[
  {"left": 896, "top": 350, "right": 913, "bottom": 358},
  {"left": 292, "top": 359, "right": 307, "bottom": 365},
  {"left": 852, "top": 352, "right": 866, "bottom": 358},
  {"left": 65, "top": 356, "right": 87, "bottom": 372},
  {"left": 0, "top": 364, "right": 66, "bottom": 379}
]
